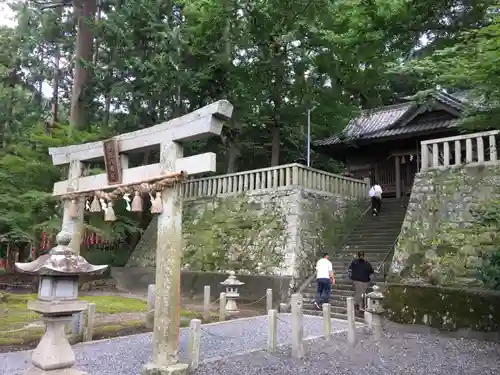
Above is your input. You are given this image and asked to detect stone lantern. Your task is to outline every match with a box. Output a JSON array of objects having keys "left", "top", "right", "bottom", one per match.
[
  {"left": 15, "top": 231, "right": 108, "bottom": 375},
  {"left": 366, "top": 284, "right": 385, "bottom": 342},
  {"left": 220, "top": 270, "right": 244, "bottom": 314}
]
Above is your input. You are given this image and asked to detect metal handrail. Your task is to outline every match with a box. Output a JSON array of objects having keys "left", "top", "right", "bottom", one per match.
[{"left": 375, "top": 229, "right": 401, "bottom": 282}]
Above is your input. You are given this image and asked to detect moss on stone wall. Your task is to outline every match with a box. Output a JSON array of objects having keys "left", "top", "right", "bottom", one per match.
[
  {"left": 183, "top": 195, "right": 286, "bottom": 274},
  {"left": 126, "top": 191, "right": 289, "bottom": 273},
  {"left": 126, "top": 187, "right": 367, "bottom": 279},
  {"left": 392, "top": 164, "right": 500, "bottom": 287},
  {"left": 294, "top": 192, "right": 367, "bottom": 283},
  {"left": 384, "top": 284, "right": 500, "bottom": 332}
]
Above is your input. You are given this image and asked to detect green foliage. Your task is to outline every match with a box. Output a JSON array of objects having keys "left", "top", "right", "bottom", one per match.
[
  {"left": 394, "top": 5, "right": 500, "bottom": 130},
  {"left": 81, "top": 247, "right": 132, "bottom": 267},
  {"left": 183, "top": 197, "right": 285, "bottom": 274},
  {"left": 0, "top": 0, "right": 495, "bottom": 256},
  {"left": 0, "top": 123, "right": 140, "bottom": 249}
]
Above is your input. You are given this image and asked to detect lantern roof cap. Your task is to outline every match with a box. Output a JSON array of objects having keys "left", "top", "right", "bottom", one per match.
[
  {"left": 220, "top": 270, "right": 244, "bottom": 286},
  {"left": 367, "top": 284, "right": 384, "bottom": 300},
  {"left": 14, "top": 231, "right": 108, "bottom": 276}
]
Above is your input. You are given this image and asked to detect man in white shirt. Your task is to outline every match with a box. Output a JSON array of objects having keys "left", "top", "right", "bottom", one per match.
[
  {"left": 314, "top": 252, "right": 335, "bottom": 309},
  {"left": 368, "top": 181, "right": 383, "bottom": 216}
]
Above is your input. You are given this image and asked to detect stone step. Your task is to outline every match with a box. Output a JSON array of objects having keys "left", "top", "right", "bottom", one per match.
[
  {"left": 338, "top": 254, "right": 390, "bottom": 263},
  {"left": 348, "top": 230, "right": 402, "bottom": 237},
  {"left": 359, "top": 215, "right": 407, "bottom": 221},
  {"left": 303, "top": 303, "right": 347, "bottom": 314},
  {"left": 303, "top": 290, "right": 351, "bottom": 300},
  {"left": 303, "top": 291, "right": 352, "bottom": 300},
  {"left": 344, "top": 242, "right": 396, "bottom": 249},
  {"left": 353, "top": 225, "right": 404, "bottom": 232}
]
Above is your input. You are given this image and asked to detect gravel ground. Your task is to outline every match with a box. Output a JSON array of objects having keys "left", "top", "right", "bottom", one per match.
[
  {"left": 194, "top": 328, "right": 500, "bottom": 375},
  {"left": 0, "top": 314, "right": 349, "bottom": 375}
]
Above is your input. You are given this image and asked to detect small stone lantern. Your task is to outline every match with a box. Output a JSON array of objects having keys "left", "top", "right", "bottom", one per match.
[
  {"left": 15, "top": 231, "right": 108, "bottom": 375},
  {"left": 366, "top": 284, "right": 385, "bottom": 342},
  {"left": 220, "top": 271, "right": 244, "bottom": 314}
]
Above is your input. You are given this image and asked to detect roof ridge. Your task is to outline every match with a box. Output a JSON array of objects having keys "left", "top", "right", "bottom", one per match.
[{"left": 359, "top": 101, "right": 413, "bottom": 115}]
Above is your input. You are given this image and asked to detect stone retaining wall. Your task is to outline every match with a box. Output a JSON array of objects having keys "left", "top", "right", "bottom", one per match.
[
  {"left": 125, "top": 187, "right": 365, "bottom": 285},
  {"left": 391, "top": 164, "right": 500, "bottom": 286},
  {"left": 384, "top": 283, "right": 500, "bottom": 334},
  {"left": 112, "top": 267, "right": 291, "bottom": 307}
]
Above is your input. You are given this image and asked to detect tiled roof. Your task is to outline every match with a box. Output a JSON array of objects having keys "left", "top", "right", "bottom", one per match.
[
  {"left": 361, "top": 119, "right": 456, "bottom": 139},
  {"left": 315, "top": 91, "right": 466, "bottom": 147}
]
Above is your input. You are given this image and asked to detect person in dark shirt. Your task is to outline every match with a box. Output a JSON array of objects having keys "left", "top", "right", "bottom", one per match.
[{"left": 348, "top": 251, "right": 374, "bottom": 311}]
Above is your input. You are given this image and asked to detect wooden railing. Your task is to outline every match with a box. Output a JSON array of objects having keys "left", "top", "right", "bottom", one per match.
[
  {"left": 420, "top": 130, "right": 500, "bottom": 171},
  {"left": 182, "top": 163, "right": 368, "bottom": 199}
]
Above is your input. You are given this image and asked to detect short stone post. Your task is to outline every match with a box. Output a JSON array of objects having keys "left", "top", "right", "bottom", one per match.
[
  {"left": 363, "top": 293, "right": 373, "bottom": 332},
  {"left": 267, "top": 309, "right": 277, "bottom": 352},
  {"left": 147, "top": 284, "right": 156, "bottom": 310},
  {"left": 219, "top": 292, "right": 227, "bottom": 321},
  {"left": 203, "top": 285, "right": 211, "bottom": 321},
  {"left": 82, "top": 303, "right": 96, "bottom": 342},
  {"left": 346, "top": 297, "right": 356, "bottom": 346},
  {"left": 266, "top": 288, "right": 273, "bottom": 312},
  {"left": 70, "top": 312, "right": 83, "bottom": 336},
  {"left": 290, "top": 293, "right": 304, "bottom": 359},
  {"left": 187, "top": 319, "right": 201, "bottom": 370},
  {"left": 366, "top": 285, "right": 385, "bottom": 342},
  {"left": 146, "top": 284, "right": 156, "bottom": 329},
  {"left": 322, "top": 303, "right": 331, "bottom": 341}
]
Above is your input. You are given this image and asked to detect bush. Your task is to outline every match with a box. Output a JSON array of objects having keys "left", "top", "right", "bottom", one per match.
[
  {"left": 478, "top": 250, "right": 500, "bottom": 290},
  {"left": 81, "top": 247, "right": 132, "bottom": 267}
]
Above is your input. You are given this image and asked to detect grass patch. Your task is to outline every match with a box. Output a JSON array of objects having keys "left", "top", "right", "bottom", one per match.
[
  {"left": 0, "top": 294, "right": 148, "bottom": 330},
  {"left": 0, "top": 292, "right": 211, "bottom": 350},
  {"left": 79, "top": 295, "right": 147, "bottom": 313}
]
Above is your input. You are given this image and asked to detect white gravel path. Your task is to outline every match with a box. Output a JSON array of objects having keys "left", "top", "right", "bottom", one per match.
[
  {"left": 0, "top": 314, "right": 350, "bottom": 375},
  {"left": 193, "top": 329, "right": 500, "bottom": 375}
]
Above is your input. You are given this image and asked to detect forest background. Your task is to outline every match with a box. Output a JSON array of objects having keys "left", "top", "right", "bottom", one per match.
[{"left": 0, "top": 0, "right": 498, "bottom": 266}]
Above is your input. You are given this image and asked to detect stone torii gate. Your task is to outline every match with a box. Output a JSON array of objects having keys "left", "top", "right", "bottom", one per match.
[{"left": 49, "top": 100, "right": 233, "bottom": 375}]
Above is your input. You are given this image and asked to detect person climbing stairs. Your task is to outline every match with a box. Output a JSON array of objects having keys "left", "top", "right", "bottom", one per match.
[{"left": 302, "top": 197, "right": 408, "bottom": 320}]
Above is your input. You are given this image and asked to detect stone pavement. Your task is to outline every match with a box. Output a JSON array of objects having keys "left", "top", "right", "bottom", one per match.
[
  {"left": 194, "top": 327, "right": 500, "bottom": 375},
  {"left": 0, "top": 314, "right": 351, "bottom": 375}
]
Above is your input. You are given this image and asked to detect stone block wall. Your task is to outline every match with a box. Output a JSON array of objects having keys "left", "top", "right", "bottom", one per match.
[
  {"left": 391, "top": 164, "right": 500, "bottom": 286},
  {"left": 384, "top": 283, "right": 500, "bottom": 335},
  {"left": 112, "top": 267, "right": 291, "bottom": 307},
  {"left": 123, "top": 187, "right": 366, "bottom": 292}
]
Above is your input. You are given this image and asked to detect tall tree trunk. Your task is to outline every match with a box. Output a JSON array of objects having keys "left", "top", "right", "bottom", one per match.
[
  {"left": 2, "top": 87, "right": 14, "bottom": 149},
  {"left": 69, "top": 0, "right": 97, "bottom": 130},
  {"left": 270, "top": 42, "right": 284, "bottom": 167},
  {"left": 93, "top": 0, "right": 102, "bottom": 65},
  {"left": 226, "top": 139, "right": 240, "bottom": 173},
  {"left": 50, "top": 43, "right": 61, "bottom": 127},
  {"left": 103, "top": 95, "right": 111, "bottom": 128}
]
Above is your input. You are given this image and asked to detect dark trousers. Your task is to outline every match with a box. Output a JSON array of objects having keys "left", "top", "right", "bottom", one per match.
[
  {"left": 315, "top": 278, "right": 331, "bottom": 304},
  {"left": 371, "top": 197, "right": 381, "bottom": 214}
]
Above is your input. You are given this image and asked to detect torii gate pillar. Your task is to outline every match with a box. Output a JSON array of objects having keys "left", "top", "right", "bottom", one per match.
[{"left": 48, "top": 101, "right": 234, "bottom": 375}]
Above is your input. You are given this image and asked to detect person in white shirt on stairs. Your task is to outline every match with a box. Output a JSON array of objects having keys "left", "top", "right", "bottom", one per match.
[
  {"left": 369, "top": 181, "right": 383, "bottom": 216},
  {"left": 314, "top": 252, "right": 335, "bottom": 309}
]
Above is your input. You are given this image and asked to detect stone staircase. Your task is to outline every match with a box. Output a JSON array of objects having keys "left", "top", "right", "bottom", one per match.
[{"left": 301, "top": 197, "right": 407, "bottom": 320}]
